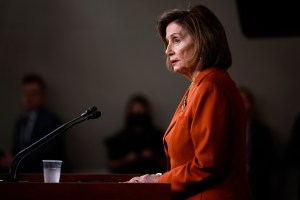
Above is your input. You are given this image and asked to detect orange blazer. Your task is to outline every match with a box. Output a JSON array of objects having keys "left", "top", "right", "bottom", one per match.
[{"left": 158, "top": 68, "right": 252, "bottom": 200}]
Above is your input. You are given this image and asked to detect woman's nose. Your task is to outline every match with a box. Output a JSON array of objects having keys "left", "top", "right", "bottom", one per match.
[{"left": 165, "top": 44, "right": 174, "bottom": 56}]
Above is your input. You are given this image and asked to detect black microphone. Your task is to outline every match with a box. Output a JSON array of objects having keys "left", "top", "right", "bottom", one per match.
[
  {"left": 81, "top": 106, "right": 98, "bottom": 117},
  {"left": 8, "top": 106, "right": 101, "bottom": 182},
  {"left": 86, "top": 111, "right": 101, "bottom": 120}
]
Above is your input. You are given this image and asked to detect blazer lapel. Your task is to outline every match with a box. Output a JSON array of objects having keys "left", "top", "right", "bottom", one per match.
[{"left": 162, "top": 68, "right": 221, "bottom": 150}]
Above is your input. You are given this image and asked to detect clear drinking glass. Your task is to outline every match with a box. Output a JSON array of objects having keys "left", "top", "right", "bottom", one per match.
[{"left": 42, "top": 160, "right": 63, "bottom": 183}]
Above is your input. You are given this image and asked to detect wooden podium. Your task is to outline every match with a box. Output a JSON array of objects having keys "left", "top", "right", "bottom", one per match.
[{"left": 0, "top": 174, "right": 171, "bottom": 200}]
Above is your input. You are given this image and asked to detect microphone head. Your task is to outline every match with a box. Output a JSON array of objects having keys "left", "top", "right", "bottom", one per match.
[
  {"left": 86, "top": 111, "right": 101, "bottom": 120},
  {"left": 81, "top": 106, "right": 98, "bottom": 116}
]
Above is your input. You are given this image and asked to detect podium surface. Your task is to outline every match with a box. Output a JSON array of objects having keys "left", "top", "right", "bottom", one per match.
[{"left": 0, "top": 174, "right": 171, "bottom": 200}]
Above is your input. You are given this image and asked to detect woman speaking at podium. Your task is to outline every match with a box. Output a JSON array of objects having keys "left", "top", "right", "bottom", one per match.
[{"left": 127, "top": 4, "right": 252, "bottom": 200}]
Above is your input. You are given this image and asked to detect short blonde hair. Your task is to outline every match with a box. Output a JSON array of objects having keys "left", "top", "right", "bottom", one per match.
[{"left": 157, "top": 5, "right": 232, "bottom": 71}]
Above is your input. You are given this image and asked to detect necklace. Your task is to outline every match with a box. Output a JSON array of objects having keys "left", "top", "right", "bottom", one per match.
[{"left": 181, "top": 81, "right": 194, "bottom": 112}]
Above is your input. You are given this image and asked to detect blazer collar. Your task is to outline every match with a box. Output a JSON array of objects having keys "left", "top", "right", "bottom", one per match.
[{"left": 194, "top": 67, "right": 221, "bottom": 86}]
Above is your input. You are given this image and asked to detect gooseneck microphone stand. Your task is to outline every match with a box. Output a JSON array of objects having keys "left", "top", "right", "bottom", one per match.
[{"left": 8, "top": 106, "right": 101, "bottom": 182}]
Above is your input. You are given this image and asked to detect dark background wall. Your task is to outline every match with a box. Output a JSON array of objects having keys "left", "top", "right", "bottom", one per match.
[{"left": 1, "top": 1, "right": 300, "bottom": 196}]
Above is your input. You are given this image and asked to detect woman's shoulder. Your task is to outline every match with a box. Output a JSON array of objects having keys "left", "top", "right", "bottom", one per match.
[
  {"left": 197, "top": 69, "right": 235, "bottom": 91},
  {"left": 201, "top": 68, "right": 231, "bottom": 82}
]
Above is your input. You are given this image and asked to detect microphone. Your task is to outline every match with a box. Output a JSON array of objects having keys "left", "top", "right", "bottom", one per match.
[
  {"left": 81, "top": 106, "right": 98, "bottom": 117},
  {"left": 7, "top": 106, "right": 101, "bottom": 182},
  {"left": 86, "top": 111, "right": 101, "bottom": 120}
]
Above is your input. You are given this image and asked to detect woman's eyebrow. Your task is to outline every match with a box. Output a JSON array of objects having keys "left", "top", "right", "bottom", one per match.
[{"left": 165, "top": 32, "right": 182, "bottom": 40}]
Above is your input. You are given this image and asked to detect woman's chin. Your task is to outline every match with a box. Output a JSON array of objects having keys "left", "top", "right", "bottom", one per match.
[
  {"left": 173, "top": 66, "right": 182, "bottom": 73},
  {"left": 173, "top": 67, "right": 185, "bottom": 75}
]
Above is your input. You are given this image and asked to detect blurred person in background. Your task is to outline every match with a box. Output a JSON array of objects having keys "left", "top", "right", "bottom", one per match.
[
  {"left": 0, "top": 148, "right": 12, "bottom": 173},
  {"left": 239, "top": 86, "right": 277, "bottom": 200},
  {"left": 11, "top": 73, "right": 68, "bottom": 172},
  {"left": 104, "top": 94, "right": 166, "bottom": 174}
]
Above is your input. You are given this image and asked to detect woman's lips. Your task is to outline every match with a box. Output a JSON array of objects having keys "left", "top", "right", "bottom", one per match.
[{"left": 171, "top": 60, "right": 178, "bottom": 66}]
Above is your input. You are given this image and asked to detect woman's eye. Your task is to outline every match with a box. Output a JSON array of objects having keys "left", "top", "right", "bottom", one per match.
[{"left": 174, "top": 38, "right": 180, "bottom": 43}]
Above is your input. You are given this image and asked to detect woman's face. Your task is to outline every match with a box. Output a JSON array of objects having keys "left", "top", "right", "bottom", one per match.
[{"left": 165, "top": 22, "right": 197, "bottom": 78}]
